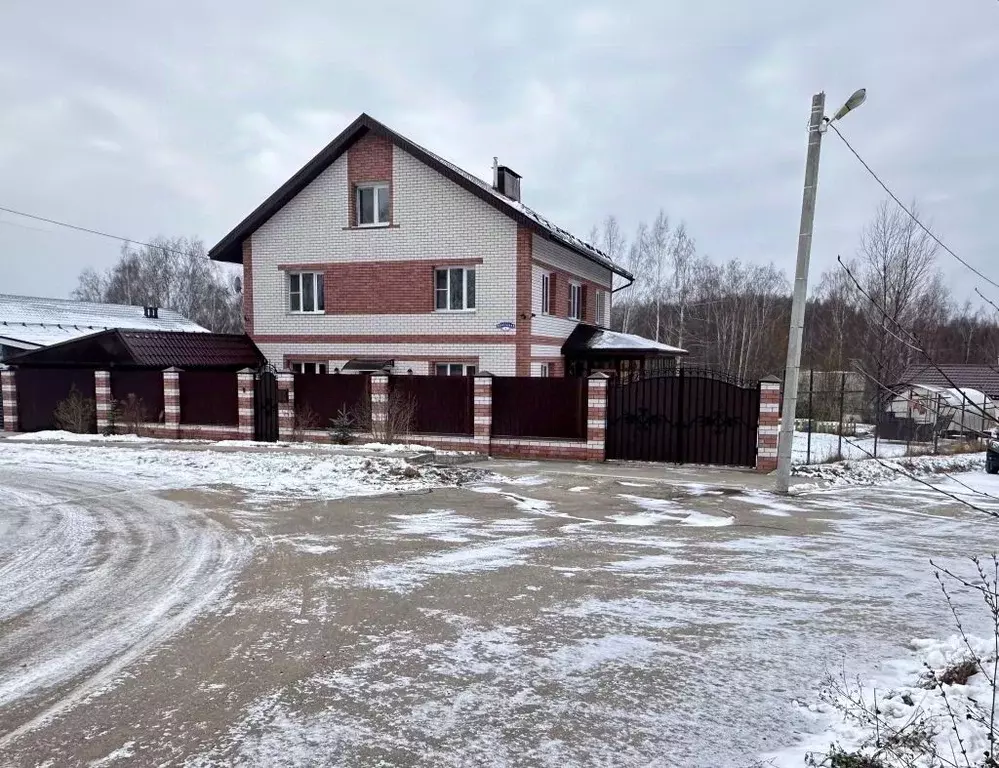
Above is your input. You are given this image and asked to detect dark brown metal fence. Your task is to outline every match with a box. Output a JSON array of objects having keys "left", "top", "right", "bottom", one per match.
[
  {"left": 110, "top": 370, "right": 165, "bottom": 423},
  {"left": 491, "top": 376, "right": 586, "bottom": 439},
  {"left": 606, "top": 367, "right": 760, "bottom": 467},
  {"left": 295, "top": 373, "right": 371, "bottom": 429},
  {"left": 391, "top": 375, "right": 473, "bottom": 435},
  {"left": 179, "top": 370, "right": 238, "bottom": 426},
  {"left": 15, "top": 368, "right": 97, "bottom": 433}
]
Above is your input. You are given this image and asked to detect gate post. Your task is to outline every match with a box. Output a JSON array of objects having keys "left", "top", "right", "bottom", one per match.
[
  {"left": 757, "top": 376, "right": 781, "bottom": 472},
  {"left": 587, "top": 372, "right": 609, "bottom": 461},
  {"left": 95, "top": 370, "right": 113, "bottom": 434},
  {"left": 0, "top": 365, "right": 17, "bottom": 432},
  {"left": 163, "top": 367, "right": 182, "bottom": 438},
  {"left": 370, "top": 373, "right": 389, "bottom": 441},
  {"left": 473, "top": 372, "right": 493, "bottom": 455},
  {"left": 276, "top": 372, "right": 295, "bottom": 441},
  {"left": 237, "top": 369, "right": 255, "bottom": 440}
]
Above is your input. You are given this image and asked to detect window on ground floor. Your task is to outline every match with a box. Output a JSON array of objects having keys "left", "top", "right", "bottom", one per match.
[
  {"left": 539, "top": 362, "right": 550, "bottom": 377},
  {"left": 290, "top": 362, "right": 328, "bottom": 374},
  {"left": 289, "top": 272, "right": 324, "bottom": 313},
  {"left": 435, "top": 363, "right": 477, "bottom": 376}
]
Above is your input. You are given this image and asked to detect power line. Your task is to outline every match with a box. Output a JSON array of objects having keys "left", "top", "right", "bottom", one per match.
[
  {"left": 0, "top": 204, "right": 191, "bottom": 258},
  {"left": 826, "top": 123, "right": 999, "bottom": 292}
]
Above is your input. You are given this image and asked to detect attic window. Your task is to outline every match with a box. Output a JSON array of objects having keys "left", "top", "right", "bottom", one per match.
[{"left": 357, "top": 183, "right": 390, "bottom": 226}]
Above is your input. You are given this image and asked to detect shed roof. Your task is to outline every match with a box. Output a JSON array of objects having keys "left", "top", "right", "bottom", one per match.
[
  {"left": 0, "top": 293, "right": 207, "bottom": 349},
  {"left": 898, "top": 364, "right": 999, "bottom": 398},
  {"left": 208, "top": 113, "right": 632, "bottom": 280},
  {"left": 561, "top": 324, "right": 688, "bottom": 357},
  {"left": 6, "top": 330, "right": 263, "bottom": 370}
]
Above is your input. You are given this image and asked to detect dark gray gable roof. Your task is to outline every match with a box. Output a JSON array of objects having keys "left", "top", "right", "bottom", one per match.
[{"left": 208, "top": 113, "right": 632, "bottom": 279}]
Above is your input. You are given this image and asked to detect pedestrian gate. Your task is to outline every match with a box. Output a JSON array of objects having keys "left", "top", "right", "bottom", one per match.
[
  {"left": 606, "top": 367, "right": 760, "bottom": 467},
  {"left": 254, "top": 368, "right": 279, "bottom": 442}
]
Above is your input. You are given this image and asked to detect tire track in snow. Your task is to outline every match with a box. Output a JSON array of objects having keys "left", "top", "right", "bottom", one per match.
[{"left": 0, "top": 470, "right": 251, "bottom": 746}]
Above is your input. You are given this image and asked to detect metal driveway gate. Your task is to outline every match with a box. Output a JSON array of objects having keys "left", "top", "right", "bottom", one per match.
[
  {"left": 606, "top": 367, "right": 760, "bottom": 467},
  {"left": 254, "top": 368, "right": 279, "bottom": 442}
]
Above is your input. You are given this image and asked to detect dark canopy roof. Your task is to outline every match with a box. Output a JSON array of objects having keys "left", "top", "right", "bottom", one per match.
[
  {"left": 898, "top": 364, "right": 999, "bottom": 398},
  {"left": 561, "top": 324, "right": 688, "bottom": 358},
  {"left": 207, "top": 113, "right": 632, "bottom": 280},
  {"left": 5, "top": 330, "right": 265, "bottom": 370}
]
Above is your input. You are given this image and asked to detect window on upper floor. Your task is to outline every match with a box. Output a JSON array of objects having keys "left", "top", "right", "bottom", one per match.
[
  {"left": 539, "top": 362, "right": 550, "bottom": 377},
  {"left": 435, "top": 363, "right": 477, "bottom": 376},
  {"left": 595, "top": 289, "right": 606, "bottom": 326},
  {"left": 289, "top": 272, "right": 324, "bottom": 313},
  {"left": 569, "top": 282, "right": 583, "bottom": 321},
  {"left": 356, "top": 183, "right": 390, "bottom": 226},
  {"left": 541, "top": 273, "right": 552, "bottom": 314},
  {"left": 290, "top": 361, "right": 328, "bottom": 374},
  {"left": 435, "top": 267, "right": 476, "bottom": 311}
]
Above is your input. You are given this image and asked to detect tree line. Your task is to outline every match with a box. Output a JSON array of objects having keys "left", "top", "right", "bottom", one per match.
[{"left": 596, "top": 200, "right": 999, "bottom": 382}]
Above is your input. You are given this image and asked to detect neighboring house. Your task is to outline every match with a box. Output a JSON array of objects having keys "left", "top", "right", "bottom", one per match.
[
  {"left": 0, "top": 294, "right": 208, "bottom": 362},
  {"left": 209, "top": 113, "right": 681, "bottom": 377},
  {"left": 897, "top": 364, "right": 999, "bottom": 400}
]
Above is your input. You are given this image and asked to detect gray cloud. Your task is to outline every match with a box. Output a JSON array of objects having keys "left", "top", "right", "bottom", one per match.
[{"left": 1, "top": 0, "right": 997, "bottom": 302}]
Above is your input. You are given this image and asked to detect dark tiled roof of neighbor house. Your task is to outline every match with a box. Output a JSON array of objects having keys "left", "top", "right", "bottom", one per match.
[
  {"left": 899, "top": 364, "right": 999, "bottom": 397},
  {"left": 208, "top": 113, "right": 632, "bottom": 280}
]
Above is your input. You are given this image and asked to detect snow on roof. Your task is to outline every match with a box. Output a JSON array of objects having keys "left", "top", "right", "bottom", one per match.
[
  {"left": 903, "top": 384, "right": 994, "bottom": 408},
  {"left": 587, "top": 329, "right": 687, "bottom": 354},
  {"left": 0, "top": 294, "right": 208, "bottom": 348}
]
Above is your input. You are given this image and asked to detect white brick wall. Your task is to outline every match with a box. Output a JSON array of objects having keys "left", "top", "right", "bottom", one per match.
[{"left": 251, "top": 146, "right": 519, "bottom": 339}]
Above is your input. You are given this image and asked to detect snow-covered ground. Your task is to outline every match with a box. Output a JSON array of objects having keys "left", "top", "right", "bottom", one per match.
[{"left": 793, "top": 429, "right": 910, "bottom": 464}]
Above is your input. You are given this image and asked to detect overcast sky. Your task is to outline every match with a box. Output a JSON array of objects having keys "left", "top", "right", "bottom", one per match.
[{"left": 1, "top": 1, "right": 997, "bottom": 303}]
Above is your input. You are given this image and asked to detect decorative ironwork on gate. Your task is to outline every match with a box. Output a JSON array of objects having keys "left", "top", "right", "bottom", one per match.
[
  {"left": 254, "top": 365, "right": 279, "bottom": 442},
  {"left": 606, "top": 366, "right": 760, "bottom": 467}
]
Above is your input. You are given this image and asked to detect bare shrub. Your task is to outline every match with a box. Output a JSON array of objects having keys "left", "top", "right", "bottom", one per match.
[
  {"left": 54, "top": 386, "right": 96, "bottom": 434},
  {"left": 292, "top": 404, "right": 321, "bottom": 442},
  {"left": 117, "top": 393, "right": 147, "bottom": 434},
  {"left": 357, "top": 389, "right": 418, "bottom": 443}
]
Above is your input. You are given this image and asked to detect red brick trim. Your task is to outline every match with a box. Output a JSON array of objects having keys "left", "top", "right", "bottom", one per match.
[
  {"left": 347, "top": 134, "right": 393, "bottom": 227},
  {"left": 253, "top": 333, "right": 517, "bottom": 344},
  {"left": 242, "top": 238, "right": 253, "bottom": 334},
  {"left": 340, "top": 224, "right": 402, "bottom": 231},
  {"left": 277, "top": 258, "right": 483, "bottom": 272},
  {"left": 515, "top": 226, "right": 533, "bottom": 376},
  {"left": 281, "top": 354, "right": 480, "bottom": 369}
]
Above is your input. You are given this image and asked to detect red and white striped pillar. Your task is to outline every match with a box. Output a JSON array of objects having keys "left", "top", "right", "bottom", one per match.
[
  {"left": 163, "top": 367, "right": 181, "bottom": 438},
  {"left": 370, "top": 373, "right": 389, "bottom": 441},
  {"left": 237, "top": 369, "right": 255, "bottom": 440},
  {"left": 757, "top": 376, "right": 781, "bottom": 472},
  {"left": 1, "top": 366, "right": 17, "bottom": 432},
  {"left": 94, "top": 371, "right": 113, "bottom": 433},
  {"left": 276, "top": 372, "right": 295, "bottom": 441},
  {"left": 473, "top": 372, "right": 493, "bottom": 454},
  {"left": 587, "top": 372, "right": 609, "bottom": 461}
]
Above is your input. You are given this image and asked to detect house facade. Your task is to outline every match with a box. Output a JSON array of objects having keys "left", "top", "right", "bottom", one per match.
[{"left": 209, "top": 114, "right": 634, "bottom": 377}]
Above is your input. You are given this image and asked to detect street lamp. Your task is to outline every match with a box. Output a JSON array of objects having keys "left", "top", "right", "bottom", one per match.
[{"left": 774, "top": 89, "right": 867, "bottom": 495}]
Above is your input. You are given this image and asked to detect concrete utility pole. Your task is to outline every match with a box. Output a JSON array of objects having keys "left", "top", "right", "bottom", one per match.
[{"left": 774, "top": 92, "right": 826, "bottom": 494}]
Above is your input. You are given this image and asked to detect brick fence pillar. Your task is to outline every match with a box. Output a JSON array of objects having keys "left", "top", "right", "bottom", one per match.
[
  {"left": 473, "top": 372, "right": 493, "bottom": 455},
  {"left": 163, "top": 367, "right": 181, "bottom": 438},
  {"left": 757, "top": 376, "right": 781, "bottom": 472},
  {"left": 276, "top": 372, "right": 295, "bottom": 441},
  {"left": 1, "top": 366, "right": 17, "bottom": 432},
  {"left": 587, "top": 372, "right": 609, "bottom": 461},
  {"left": 95, "top": 370, "right": 112, "bottom": 433},
  {"left": 237, "top": 369, "right": 255, "bottom": 440},
  {"left": 370, "top": 373, "right": 389, "bottom": 441}
]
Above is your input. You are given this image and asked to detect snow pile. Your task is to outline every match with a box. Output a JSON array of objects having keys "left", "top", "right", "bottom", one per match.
[
  {"left": 770, "top": 635, "right": 998, "bottom": 767},
  {"left": 792, "top": 452, "right": 985, "bottom": 489},
  {"left": 793, "top": 430, "right": 908, "bottom": 464},
  {"left": 6, "top": 430, "right": 157, "bottom": 444}
]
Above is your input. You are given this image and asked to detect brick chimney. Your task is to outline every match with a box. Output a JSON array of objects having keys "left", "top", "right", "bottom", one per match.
[{"left": 492, "top": 157, "right": 522, "bottom": 202}]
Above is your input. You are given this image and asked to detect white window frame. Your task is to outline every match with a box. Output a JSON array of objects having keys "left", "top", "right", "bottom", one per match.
[
  {"left": 539, "top": 363, "right": 550, "bottom": 377},
  {"left": 595, "top": 289, "right": 606, "bottom": 326},
  {"left": 568, "top": 282, "right": 583, "bottom": 320},
  {"left": 435, "top": 363, "right": 477, "bottom": 376},
  {"left": 290, "top": 362, "right": 328, "bottom": 374},
  {"left": 435, "top": 267, "right": 476, "bottom": 311},
  {"left": 541, "top": 273, "right": 551, "bottom": 315},
  {"left": 356, "top": 183, "right": 390, "bottom": 227},
  {"left": 289, "top": 272, "right": 325, "bottom": 313}
]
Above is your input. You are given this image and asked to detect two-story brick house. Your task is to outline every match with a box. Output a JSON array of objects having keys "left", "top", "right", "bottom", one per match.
[{"left": 210, "top": 113, "right": 670, "bottom": 377}]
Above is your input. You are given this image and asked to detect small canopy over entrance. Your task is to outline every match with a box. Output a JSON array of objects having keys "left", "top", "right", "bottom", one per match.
[
  {"left": 342, "top": 358, "right": 394, "bottom": 372},
  {"left": 5, "top": 329, "right": 264, "bottom": 371},
  {"left": 562, "top": 324, "right": 687, "bottom": 378}
]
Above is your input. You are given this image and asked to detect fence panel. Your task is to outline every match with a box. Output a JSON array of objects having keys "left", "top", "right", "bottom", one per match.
[
  {"left": 391, "top": 375, "right": 473, "bottom": 435},
  {"left": 15, "top": 368, "right": 97, "bottom": 433},
  {"left": 110, "top": 370, "right": 165, "bottom": 423},
  {"left": 179, "top": 371, "right": 238, "bottom": 426},
  {"left": 295, "top": 373, "right": 371, "bottom": 430},
  {"left": 491, "top": 377, "right": 586, "bottom": 439}
]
